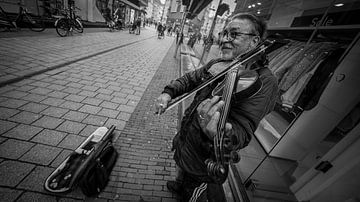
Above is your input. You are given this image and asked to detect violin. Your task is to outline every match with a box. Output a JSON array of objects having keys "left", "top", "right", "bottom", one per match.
[
  {"left": 161, "top": 39, "right": 281, "bottom": 182},
  {"left": 163, "top": 39, "right": 276, "bottom": 113}
]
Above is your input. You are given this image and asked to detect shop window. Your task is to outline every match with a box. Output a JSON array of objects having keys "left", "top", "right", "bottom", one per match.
[{"left": 230, "top": 0, "right": 360, "bottom": 201}]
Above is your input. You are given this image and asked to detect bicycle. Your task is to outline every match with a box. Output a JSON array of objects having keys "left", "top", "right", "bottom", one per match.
[
  {"left": 0, "top": 2, "right": 45, "bottom": 32},
  {"left": 55, "top": 7, "right": 83, "bottom": 37}
]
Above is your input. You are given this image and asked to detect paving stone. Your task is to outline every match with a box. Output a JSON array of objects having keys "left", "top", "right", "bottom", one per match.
[
  {"left": 62, "top": 111, "right": 88, "bottom": 122},
  {"left": 16, "top": 192, "right": 57, "bottom": 202},
  {"left": 112, "top": 92, "right": 127, "bottom": 98},
  {"left": 32, "top": 116, "right": 64, "bottom": 129},
  {"left": 40, "top": 107, "right": 69, "bottom": 118},
  {"left": 62, "top": 87, "right": 81, "bottom": 94},
  {"left": 2, "top": 90, "right": 29, "bottom": 99},
  {"left": 98, "top": 108, "right": 119, "bottom": 119},
  {"left": 31, "top": 129, "right": 67, "bottom": 146},
  {"left": 112, "top": 97, "right": 128, "bottom": 104},
  {"left": 0, "top": 137, "right": 6, "bottom": 144},
  {"left": 0, "top": 85, "right": 16, "bottom": 94},
  {"left": 105, "top": 119, "right": 126, "bottom": 130},
  {"left": 51, "top": 79, "right": 69, "bottom": 86},
  {"left": 48, "top": 91, "right": 69, "bottom": 99},
  {"left": 46, "top": 84, "right": 66, "bottom": 91},
  {"left": 107, "top": 85, "right": 122, "bottom": 91},
  {"left": 82, "top": 97, "right": 103, "bottom": 106},
  {"left": 0, "top": 120, "right": 18, "bottom": 135},
  {"left": 82, "top": 114, "right": 107, "bottom": 126},
  {"left": 0, "top": 160, "right": 35, "bottom": 187},
  {"left": 0, "top": 139, "right": 34, "bottom": 159},
  {"left": 78, "top": 125, "right": 99, "bottom": 137},
  {"left": 58, "top": 134, "right": 86, "bottom": 150},
  {"left": 82, "top": 85, "right": 99, "bottom": 91},
  {"left": 95, "top": 93, "right": 113, "bottom": 101},
  {"left": 50, "top": 149, "right": 72, "bottom": 168},
  {"left": 57, "top": 120, "right": 86, "bottom": 134},
  {"left": 117, "top": 112, "right": 132, "bottom": 121},
  {"left": 127, "top": 94, "right": 142, "bottom": 101},
  {"left": 40, "top": 97, "right": 65, "bottom": 107},
  {"left": 8, "top": 111, "right": 42, "bottom": 124},
  {"left": 97, "top": 88, "right": 113, "bottom": 95},
  {"left": 78, "top": 90, "right": 97, "bottom": 97},
  {"left": 64, "top": 94, "right": 86, "bottom": 102},
  {"left": 18, "top": 166, "right": 54, "bottom": 192},
  {"left": 0, "top": 107, "right": 19, "bottom": 119},
  {"left": 3, "top": 124, "right": 43, "bottom": 140},
  {"left": 21, "top": 93, "right": 47, "bottom": 102},
  {"left": 79, "top": 104, "right": 101, "bottom": 114},
  {"left": 0, "top": 187, "right": 23, "bottom": 202},
  {"left": 100, "top": 101, "right": 119, "bottom": 109},
  {"left": 59, "top": 101, "right": 83, "bottom": 110},
  {"left": 29, "top": 87, "right": 53, "bottom": 95},
  {"left": 30, "top": 81, "right": 50, "bottom": 88},
  {"left": 0, "top": 98, "right": 28, "bottom": 108},
  {"left": 67, "top": 82, "right": 84, "bottom": 89},
  {"left": 118, "top": 104, "right": 136, "bottom": 113},
  {"left": 19, "top": 102, "right": 48, "bottom": 113},
  {"left": 20, "top": 144, "right": 62, "bottom": 165}
]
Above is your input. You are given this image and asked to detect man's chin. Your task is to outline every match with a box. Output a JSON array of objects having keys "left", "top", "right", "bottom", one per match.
[
  {"left": 221, "top": 53, "right": 234, "bottom": 60},
  {"left": 220, "top": 49, "right": 234, "bottom": 59}
]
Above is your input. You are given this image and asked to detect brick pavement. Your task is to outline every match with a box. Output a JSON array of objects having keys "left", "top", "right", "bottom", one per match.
[
  {"left": 0, "top": 28, "right": 155, "bottom": 86},
  {"left": 0, "top": 29, "right": 179, "bottom": 201},
  {"left": 108, "top": 40, "right": 179, "bottom": 202}
]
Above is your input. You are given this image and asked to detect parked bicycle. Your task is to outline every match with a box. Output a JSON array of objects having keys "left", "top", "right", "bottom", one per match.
[
  {"left": 0, "top": 2, "right": 45, "bottom": 32},
  {"left": 55, "top": 6, "right": 83, "bottom": 37}
]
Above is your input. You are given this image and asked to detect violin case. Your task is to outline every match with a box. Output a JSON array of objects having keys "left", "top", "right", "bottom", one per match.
[{"left": 44, "top": 125, "right": 118, "bottom": 196}]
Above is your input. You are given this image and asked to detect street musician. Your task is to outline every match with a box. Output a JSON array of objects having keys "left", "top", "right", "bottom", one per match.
[{"left": 155, "top": 13, "right": 279, "bottom": 201}]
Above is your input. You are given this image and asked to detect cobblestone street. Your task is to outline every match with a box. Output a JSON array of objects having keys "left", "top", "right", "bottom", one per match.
[{"left": 0, "top": 27, "right": 180, "bottom": 201}]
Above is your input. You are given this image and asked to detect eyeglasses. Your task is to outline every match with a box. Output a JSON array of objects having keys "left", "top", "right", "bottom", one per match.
[{"left": 222, "top": 30, "right": 257, "bottom": 41}]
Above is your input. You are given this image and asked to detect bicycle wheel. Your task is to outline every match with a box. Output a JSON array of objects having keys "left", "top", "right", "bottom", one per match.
[
  {"left": 24, "top": 14, "right": 45, "bottom": 32},
  {"left": 73, "top": 18, "right": 83, "bottom": 33},
  {"left": 55, "top": 18, "right": 69, "bottom": 37}
]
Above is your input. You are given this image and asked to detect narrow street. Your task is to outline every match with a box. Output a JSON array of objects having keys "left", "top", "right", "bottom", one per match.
[{"left": 0, "top": 27, "right": 180, "bottom": 201}]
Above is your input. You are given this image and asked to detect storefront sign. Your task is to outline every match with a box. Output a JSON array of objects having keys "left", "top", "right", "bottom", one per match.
[{"left": 291, "top": 9, "right": 360, "bottom": 27}]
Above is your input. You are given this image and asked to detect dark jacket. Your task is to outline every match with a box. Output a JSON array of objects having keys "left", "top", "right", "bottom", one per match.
[{"left": 162, "top": 58, "right": 278, "bottom": 183}]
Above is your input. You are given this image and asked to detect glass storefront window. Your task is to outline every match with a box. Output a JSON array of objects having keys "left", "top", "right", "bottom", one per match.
[{"left": 231, "top": 0, "right": 360, "bottom": 201}]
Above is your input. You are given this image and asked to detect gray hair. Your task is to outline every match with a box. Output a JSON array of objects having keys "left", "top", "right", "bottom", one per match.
[{"left": 231, "top": 13, "right": 267, "bottom": 39}]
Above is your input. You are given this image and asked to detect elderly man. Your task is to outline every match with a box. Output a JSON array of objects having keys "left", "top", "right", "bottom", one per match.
[{"left": 156, "top": 13, "right": 279, "bottom": 201}]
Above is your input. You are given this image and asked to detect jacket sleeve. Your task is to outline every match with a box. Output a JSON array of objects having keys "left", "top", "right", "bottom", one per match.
[
  {"left": 162, "top": 65, "right": 210, "bottom": 99},
  {"left": 227, "top": 72, "right": 279, "bottom": 150}
]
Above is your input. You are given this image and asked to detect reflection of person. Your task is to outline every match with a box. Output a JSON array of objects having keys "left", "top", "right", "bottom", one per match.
[
  {"left": 157, "top": 23, "right": 164, "bottom": 37},
  {"left": 136, "top": 17, "right": 141, "bottom": 34},
  {"left": 155, "top": 13, "right": 279, "bottom": 201}
]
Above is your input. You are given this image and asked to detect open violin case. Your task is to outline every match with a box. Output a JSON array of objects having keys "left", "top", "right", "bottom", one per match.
[{"left": 44, "top": 125, "right": 118, "bottom": 196}]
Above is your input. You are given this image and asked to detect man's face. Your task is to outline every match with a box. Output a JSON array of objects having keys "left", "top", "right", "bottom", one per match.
[{"left": 220, "top": 18, "right": 259, "bottom": 60}]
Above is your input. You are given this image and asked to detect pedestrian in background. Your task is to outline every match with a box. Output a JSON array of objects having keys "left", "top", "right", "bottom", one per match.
[
  {"left": 136, "top": 17, "right": 141, "bottom": 35},
  {"left": 155, "top": 13, "right": 278, "bottom": 201}
]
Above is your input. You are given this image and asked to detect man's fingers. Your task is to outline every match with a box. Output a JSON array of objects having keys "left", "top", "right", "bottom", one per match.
[
  {"left": 225, "top": 123, "right": 232, "bottom": 132},
  {"left": 207, "top": 100, "right": 224, "bottom": 117},
  {"left": 201, "top": 96, "right": 220, "bottom": 114},
  {"left": 197, "top": 98, "right": 209, "bottom": 113},
  {"left": 206, "top": 111, "right": 220, "bottom": 138}
]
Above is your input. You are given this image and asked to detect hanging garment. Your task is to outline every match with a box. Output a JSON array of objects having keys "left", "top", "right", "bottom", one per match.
[
  {"left": 281, "top": 58, "right": 325, "bottom": 108},
  {"left": 269, "top": 41, "right": 303, "bottom": 70},
  {"left": 272, "top": 45, "right": 305, "bottom": 80},
  {"left": 295, "top": 48, "right": 345, "bottom": 110},
  {"left": 272, "top": 42, "right": 321, "bottom": 85},
  {"left": 279, "top": 42, "right": 337, "bottom": 91}
]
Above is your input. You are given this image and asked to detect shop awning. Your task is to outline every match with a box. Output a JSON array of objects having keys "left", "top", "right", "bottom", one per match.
[
  {"left": 120, "top": 0, "right": 140, "bottom": 10},
  {"left": 182, "top": 0, "right": 212, "bottom": 19}
]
